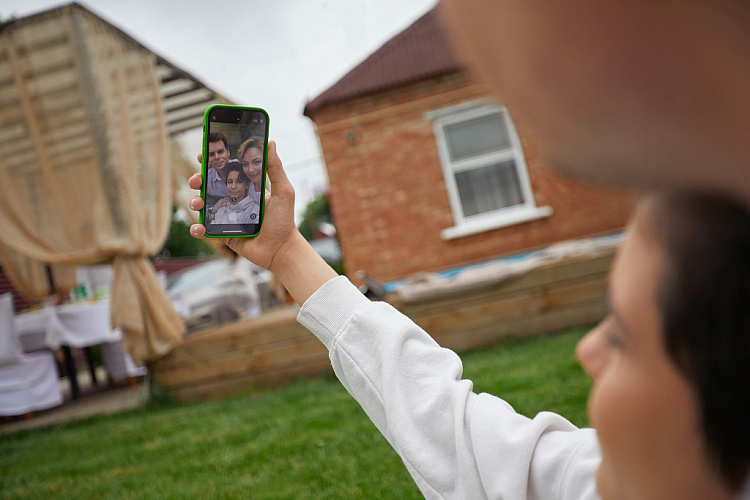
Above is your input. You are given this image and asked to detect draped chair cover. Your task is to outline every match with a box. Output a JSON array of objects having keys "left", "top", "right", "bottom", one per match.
[
  {"left": 0, "top": 292, "right": 63, "bottom": 416},
  {"left": 0, "top": 6, "right": 184, "bottom": 364}
]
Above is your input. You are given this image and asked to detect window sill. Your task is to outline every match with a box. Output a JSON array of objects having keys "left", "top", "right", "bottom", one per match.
[{"left": 441, "top": 205, "right": 553, "bottom": 240}]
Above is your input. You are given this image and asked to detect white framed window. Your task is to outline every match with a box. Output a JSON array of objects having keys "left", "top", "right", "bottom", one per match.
[{"left": 427, "top": 101, "right": 552, "bottom": 240}]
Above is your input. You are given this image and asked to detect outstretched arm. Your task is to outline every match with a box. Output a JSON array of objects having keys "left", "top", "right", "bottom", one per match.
[
  {"left": 189, "top": 140, "right": 338, "bottom": 304},
  {"left": 189, "top": 140, "right": 600, "bottom": 498}
]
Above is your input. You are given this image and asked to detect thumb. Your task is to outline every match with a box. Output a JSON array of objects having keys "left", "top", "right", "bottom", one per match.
[{"left": 266, "top": 141, "right": 291, "bottom": 188}]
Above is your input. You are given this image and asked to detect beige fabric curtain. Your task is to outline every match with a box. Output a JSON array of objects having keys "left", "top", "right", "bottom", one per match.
[
  {"left": 0, "top": 243, "right": 76, "bottom": 302},
  {"left": 0, "top": 6, "right": 184, "bottom": 363}
]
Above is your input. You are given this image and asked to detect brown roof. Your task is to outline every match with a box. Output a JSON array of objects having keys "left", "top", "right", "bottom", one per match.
[{"left": 303, "top": 7, "right": 461, "bottom": 117}]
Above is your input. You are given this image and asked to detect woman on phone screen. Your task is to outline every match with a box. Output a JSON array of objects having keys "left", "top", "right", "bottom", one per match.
[{"left": 237, "top": 137, "right": 264, "bottom": 216}]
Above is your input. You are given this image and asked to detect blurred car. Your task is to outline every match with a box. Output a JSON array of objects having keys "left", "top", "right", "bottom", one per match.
[{"left": 166, "top": 258, "right": 278, "bottom": 332}]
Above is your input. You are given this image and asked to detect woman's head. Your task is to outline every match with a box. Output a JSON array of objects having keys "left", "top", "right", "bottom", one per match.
[
  {"left": 237, "top": 137, "right": 264, "bottom": 189},
  {"left": 224, "top": 162, "right": 250, "bottom": 203},
  {"left": 647, "top": 192, "right": 750, "bottom": 488},
  {"left": 576, "top": 191, "right": 750, "bottom": 498}
]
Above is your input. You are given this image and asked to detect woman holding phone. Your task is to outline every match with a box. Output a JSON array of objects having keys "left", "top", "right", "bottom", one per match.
[
  {"left": 209, "top": 162, "right": 260, "bottom": 225},
  {"left": 189, "top": 141, "right": 750, "bottom": 498}
]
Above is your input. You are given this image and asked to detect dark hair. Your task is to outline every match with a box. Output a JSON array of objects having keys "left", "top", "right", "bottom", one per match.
[
  {"left": 208, "top": 132, "right": 229, "bottom": 149},
  {"left": 224, "top": 162, "right": 250, "bottom": 185},
  {"left": 645, "top": 191, "right": 750, "bottom": 489}
]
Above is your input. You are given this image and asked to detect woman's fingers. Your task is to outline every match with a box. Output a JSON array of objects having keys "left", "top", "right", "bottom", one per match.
[
  {"left": 189, "top": 223, "right": 207, "bottom": 239},
  {"left": 188, "top": 173, "right": 203, "bottom": 190},
  {"left": 189, "top": 195, "right": 204, "bottom": 211},
  {"left": 188, "top": 154, "right": 210, "bottom": 241}
]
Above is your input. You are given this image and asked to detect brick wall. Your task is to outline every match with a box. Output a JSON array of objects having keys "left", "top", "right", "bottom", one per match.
[{"left": 310, "top": 71, "right": 634, "bottom": 283}]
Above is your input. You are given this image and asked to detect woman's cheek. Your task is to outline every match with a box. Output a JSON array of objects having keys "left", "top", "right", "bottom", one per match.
[{"left": 588, "top": 371, "right": 634, "bottom": 498}]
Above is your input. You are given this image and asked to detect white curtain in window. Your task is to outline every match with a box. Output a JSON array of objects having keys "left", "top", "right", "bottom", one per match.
[{"left": 456, "top": 160, "right": 523, "bottom": 217}]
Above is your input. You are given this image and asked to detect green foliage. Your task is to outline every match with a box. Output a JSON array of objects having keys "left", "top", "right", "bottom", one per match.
[
  {"left": 298, "top": 194, "right": 332, "bottom": 241},
  {"left": 0, "top": 328, "right": 592, "bottom": 499},
  {"left": 156, "top": 206, "right": 214, "bottom": 258}
]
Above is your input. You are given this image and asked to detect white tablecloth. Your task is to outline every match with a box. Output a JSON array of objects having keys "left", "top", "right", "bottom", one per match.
[
  {"left": 45, "top": 300, "right": 121, "bottom": 349},
  {"left": 14, "top": 300, "right": 145, "bottom": 381},
  {"left": 15, "top": 300, "right": 121, "bottom": 350}
]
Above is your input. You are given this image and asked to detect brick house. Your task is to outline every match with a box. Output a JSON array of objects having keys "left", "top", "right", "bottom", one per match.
[{"left": 303, "top": 8, "right": 634, "bottom": 285}]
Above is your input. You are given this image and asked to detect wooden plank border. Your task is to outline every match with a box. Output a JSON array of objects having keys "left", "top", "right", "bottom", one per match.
[{"left": 151, "top": 251, "right": 613, "bottom": 401}]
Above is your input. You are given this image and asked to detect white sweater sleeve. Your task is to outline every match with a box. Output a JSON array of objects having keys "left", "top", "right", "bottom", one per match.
[{"left": 298, "top": 276, "right": 601, "bottom": 500}]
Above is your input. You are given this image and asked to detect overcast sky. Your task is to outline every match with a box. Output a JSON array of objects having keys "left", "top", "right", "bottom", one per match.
[{"left": 2, "top": 0, "right": 438, "bottom": 219}]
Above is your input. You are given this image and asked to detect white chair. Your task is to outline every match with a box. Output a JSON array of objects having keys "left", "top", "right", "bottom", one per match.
[
  {"left": 0, "top": 293, "right": 63, "bottom": 417},
  {"left": 100, "top": 341, "right": 147, "bottom": 387},
  {"left": 74, "top": 266, "right": 147, "bottom": 386}
]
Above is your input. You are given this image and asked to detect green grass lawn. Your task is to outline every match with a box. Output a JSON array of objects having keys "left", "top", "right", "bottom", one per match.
[{"left": 0, "top": 327, "right": 592, "bottom": 499}]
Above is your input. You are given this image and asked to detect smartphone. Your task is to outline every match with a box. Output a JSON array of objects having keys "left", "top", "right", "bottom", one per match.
[{"left": 200, "top": 104, "right": 269, "bottom": 238}]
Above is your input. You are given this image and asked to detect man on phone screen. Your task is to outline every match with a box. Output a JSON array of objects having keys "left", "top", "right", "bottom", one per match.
[{"left": 205, "top": 132, "right": 238, "bottom": 209}]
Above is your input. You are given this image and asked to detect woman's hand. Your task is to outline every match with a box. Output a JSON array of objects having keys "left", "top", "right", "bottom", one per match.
[
  {"left": 190, "top": 141, "right": 297, "bottom": 270},
  {"left": 189, "top": 141, "right": 337, "bottom": 303}
]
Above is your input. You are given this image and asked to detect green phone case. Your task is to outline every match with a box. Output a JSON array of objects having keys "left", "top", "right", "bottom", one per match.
[{"left": 200, "top": 104, "right": 269, "bottom": 238}]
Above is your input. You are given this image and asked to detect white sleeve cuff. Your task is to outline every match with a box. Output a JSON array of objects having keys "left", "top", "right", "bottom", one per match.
[{"left": 297, "top": 275, "right": 372, "bottom": 350}]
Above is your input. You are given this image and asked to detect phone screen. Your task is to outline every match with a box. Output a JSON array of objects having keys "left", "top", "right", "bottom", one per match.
[{"left": 201, "top": 105, "right": 269, "bottom": 238}]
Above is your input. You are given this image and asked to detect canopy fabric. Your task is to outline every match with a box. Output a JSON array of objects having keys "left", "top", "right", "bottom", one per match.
[
  {"left": 0, "top": 244, "right": 76, "bottom": 302},
  {"left": 0, "top": 6, "right": 184, "bottom": 363}
]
